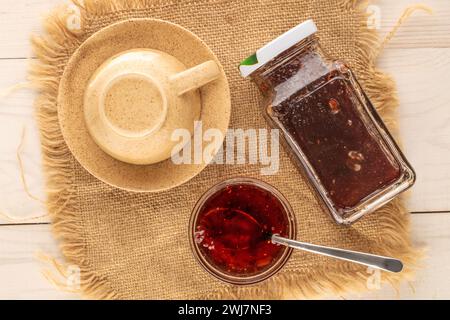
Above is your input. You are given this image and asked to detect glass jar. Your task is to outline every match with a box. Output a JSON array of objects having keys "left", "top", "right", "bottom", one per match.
[{"left": 239, "top": 20, "right": 415, "bottom": 225}]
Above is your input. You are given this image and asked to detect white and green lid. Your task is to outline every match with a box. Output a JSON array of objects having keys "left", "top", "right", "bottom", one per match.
[{"left": 239, "top": 19, "right": 318, "bottom": 78}]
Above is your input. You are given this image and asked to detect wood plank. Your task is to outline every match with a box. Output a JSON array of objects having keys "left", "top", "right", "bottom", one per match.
[
  {"left": 348, "top": 212, "right": 450, "bottom": 299},
  {"left": 373, "top": 0, "right": 450, "bottom": 49},
  {"left": 0, "top": 1, "right": 449, "bottom": 215},
  {"left": 0, "top": 224, "right": 78, "bottom": 299},
  {"left": 0, "top": 0, "right": 64, "bottom": 59},
  {"left": 0, "top": 59, "right": 48, "bottom": 225},
  {"left": 0, "top": 0, "right": 448, "bottom": 59},
  {"left": 2, "top": 46, "right": 450, "bottom": 219},
  {"left": 0, "top": 213, "right": 449, "bottom": 299},
  {"left": 378, "top": 48, "right": 450, "bottom": 212}
]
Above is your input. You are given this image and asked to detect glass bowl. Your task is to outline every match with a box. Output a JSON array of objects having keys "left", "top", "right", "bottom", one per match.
[{"left": 189, "top": 177, "right": 296, "bottom": 285}]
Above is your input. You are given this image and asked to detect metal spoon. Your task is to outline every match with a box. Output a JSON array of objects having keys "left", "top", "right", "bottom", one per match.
[
  {"left": 206, "top": 207, "right": 403, "bottom": 273},
  {"left": 272, "top": 234, "right": 403, "bottom": 273}
]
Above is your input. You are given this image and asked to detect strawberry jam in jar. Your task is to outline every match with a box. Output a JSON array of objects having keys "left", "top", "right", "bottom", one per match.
[
  {"left": 190, "top": 178, "right": 296, "bottom": 285},
  {"left": 240, "top": 20, "right": 415, "bottom": 225}
]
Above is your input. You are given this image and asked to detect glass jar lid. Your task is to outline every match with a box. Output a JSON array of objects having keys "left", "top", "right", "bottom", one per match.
[{"left": 239, "top": 19, "right": 317, "bottom": 77}]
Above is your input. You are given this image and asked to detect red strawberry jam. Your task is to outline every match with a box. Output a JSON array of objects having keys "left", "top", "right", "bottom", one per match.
[{"left": 193, "top": 183, "right": 290, "bottom": 276}]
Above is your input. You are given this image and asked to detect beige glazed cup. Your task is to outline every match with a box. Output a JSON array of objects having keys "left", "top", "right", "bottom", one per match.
[{"left": 84, "top": 49, "right": 220, "bottom": 165}]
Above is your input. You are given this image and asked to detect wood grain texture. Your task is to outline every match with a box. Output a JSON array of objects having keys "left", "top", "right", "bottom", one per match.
[
  {"left": 0, "top": 0, "right": 64, "bottom": 59},
  {"left": 378, "top": 48, "right": 450, "bottom": 212},
  {"left": 374, "top": 0, "right": 450, "bottom": 49},
  {"left": 0, "top": 224, "right": 78, "bottom": 299},
  {"left": 1, "top": 213, "right": 449, "bottom": 299},
  {"left": 0, "top": 0, "right": 447, "bottom": 58},
  {"left": 349, "top": 212, "right": 450, "bottom": 299},
  {"left": 0, "top": 59, "right": 47, "bottom": 225}
]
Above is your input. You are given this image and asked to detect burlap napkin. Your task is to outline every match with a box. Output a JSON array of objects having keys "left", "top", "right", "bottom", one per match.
[{"left": 32, "top": 0, "right": 419, "bottom": 299}]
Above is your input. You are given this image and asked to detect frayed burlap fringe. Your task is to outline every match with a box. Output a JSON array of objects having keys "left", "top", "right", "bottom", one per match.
[
  {"left": 31, "top": 0, "right": 423, "bottom": 300},
  {"left": 30, "top": 0, "right": 121, "bottom": 299}
]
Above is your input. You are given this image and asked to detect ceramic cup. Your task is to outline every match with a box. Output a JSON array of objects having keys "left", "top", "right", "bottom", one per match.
[{"left": 84, "top": 49, "right": 220, "bottom": 165}]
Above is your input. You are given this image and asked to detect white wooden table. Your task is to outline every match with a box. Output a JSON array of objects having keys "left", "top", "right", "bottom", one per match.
[{"left": 0, "top": 0, "right": 449, "bottom": 300}]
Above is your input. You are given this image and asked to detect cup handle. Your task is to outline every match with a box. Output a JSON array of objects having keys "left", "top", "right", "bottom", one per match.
[{"left": 170, "top": 60, "right": 220, "bottom": 96}]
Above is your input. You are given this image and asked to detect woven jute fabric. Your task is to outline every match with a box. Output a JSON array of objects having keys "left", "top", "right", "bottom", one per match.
[{"left": 32, "top": 0, "right": 419, "bottom": 299}]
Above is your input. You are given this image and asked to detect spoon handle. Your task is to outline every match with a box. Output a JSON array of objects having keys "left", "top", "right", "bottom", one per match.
[{"left": 272, "top": 235, "right": 403, "bottom": 273}]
